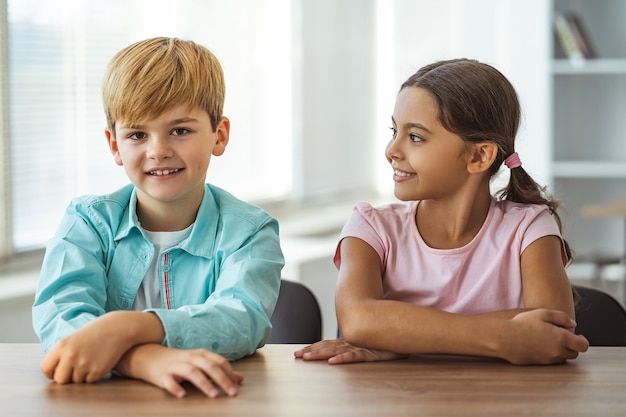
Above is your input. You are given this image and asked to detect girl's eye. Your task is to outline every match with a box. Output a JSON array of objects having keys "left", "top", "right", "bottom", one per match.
[
  {"left": 172, "top": 128, "right": 190, "bottom": 136},
  {"left": 389, "top": 127, "right": 397, "bottom": 138},
  {"left": 128, "top": 132, "right": 147, "bottom": 140},
  {"left": 409, "top": 134, "right": 423, "bottom": 143}
]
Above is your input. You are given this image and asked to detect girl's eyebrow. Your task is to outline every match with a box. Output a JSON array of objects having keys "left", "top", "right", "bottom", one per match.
[{"left": 391, "top": 116, "right": 433, "bottom": 134}]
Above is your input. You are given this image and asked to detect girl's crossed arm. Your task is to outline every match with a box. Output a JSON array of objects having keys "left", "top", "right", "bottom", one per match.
[{"left": 295, "top": 236, "right": 588, "bottom": 365}]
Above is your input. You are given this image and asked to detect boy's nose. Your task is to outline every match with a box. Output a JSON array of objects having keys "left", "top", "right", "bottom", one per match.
[{"left": 146, "top": 136, "right": 173, "bottom": 159}]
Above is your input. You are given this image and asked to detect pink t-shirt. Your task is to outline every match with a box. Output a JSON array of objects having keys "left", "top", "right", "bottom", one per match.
[{"left": 333, "top": 199, "right": 567, "bottom": 315}]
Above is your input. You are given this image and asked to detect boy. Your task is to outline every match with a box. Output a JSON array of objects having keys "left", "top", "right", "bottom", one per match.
[{"left": 32, "top": 37, "right": 284, "bottom": 398}]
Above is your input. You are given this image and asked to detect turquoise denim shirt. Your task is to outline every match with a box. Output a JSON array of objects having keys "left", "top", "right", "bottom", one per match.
[{"left": 32, "top": 183, "right": 284, "bottom": 361}]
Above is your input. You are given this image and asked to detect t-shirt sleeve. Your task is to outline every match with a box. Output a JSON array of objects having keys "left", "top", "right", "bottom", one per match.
[
  {"left": 333, "top": 203, "right": 386, "bottom": 270},
  {"left": 521, "top": 207, "right": 569, "bottom": 266}
]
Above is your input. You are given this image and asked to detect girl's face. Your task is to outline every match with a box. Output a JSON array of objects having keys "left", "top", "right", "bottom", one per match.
[{"left": 386, "top": 87, "right": 470, "bottom": 202}]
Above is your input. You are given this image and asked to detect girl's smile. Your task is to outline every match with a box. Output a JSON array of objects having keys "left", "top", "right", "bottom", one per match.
[{"left": 392, "top": 168, "right": 416, "bottom": 183}]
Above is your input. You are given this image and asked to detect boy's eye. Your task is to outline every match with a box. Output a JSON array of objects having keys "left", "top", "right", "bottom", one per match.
[
  {"left": 172, "top": 128, "right": 190, "bottom": 136},
  {"left": 128, "top": 132, "right": 147, "bottom": 140}
]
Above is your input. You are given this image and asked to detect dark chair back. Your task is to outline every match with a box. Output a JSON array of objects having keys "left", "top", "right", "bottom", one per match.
[
  {"left": 268, "top": 279, "right": 322, "bottom": 344},
  {"left": 574, "top": 285, "right": 626, "bottom": 346}
]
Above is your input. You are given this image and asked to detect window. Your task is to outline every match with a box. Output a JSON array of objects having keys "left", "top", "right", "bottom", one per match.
[
  {"left": 2, "top": 0, "right": 544, "bottom": 262},
  {"left": 4, "top": 0, "right": 293, "bottom": 252}
]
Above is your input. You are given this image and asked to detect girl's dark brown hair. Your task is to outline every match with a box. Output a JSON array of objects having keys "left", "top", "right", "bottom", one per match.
[{"left": 401, "top": 58, "right": 572, "bottom": 263}]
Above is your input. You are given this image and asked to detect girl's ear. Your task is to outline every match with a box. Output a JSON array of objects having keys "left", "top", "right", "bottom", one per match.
[{"left": 467, "top": 142, "right": 498, "bottom": 174}]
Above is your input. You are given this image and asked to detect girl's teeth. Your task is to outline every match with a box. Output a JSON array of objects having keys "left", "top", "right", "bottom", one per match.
[{"left": 395, "top": 170, "right": 412, "bottom": 177}]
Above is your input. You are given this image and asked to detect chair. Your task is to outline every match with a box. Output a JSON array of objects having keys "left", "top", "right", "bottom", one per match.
[
  {"left": 574, "top": 285, "right": 626, "bottom": 346},
  {"left": 268, "top": 279, "right": 322, "bottom": 344}
]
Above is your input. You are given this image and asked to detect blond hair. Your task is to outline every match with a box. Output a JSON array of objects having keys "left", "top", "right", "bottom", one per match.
[{"left": 102, "top": 37, "right": 225, "bottom": 133}]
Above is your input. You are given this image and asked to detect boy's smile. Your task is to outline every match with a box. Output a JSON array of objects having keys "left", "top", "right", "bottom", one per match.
[{"left": 105, "top": 103, "right": 229, "bottom": 230}]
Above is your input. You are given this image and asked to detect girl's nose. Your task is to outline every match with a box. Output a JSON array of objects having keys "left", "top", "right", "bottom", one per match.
[{"left": 385, "top": 138, "right": 401, "bottom": 162}]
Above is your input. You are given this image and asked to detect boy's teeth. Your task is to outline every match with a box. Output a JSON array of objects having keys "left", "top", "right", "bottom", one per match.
[{"left": 151, "top": 168, "right": 180, "bottom": 176}]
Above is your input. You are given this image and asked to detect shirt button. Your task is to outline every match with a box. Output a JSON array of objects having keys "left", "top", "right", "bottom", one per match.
[{"left": 162, "top": 265, "right": 170, "bottom": 272}]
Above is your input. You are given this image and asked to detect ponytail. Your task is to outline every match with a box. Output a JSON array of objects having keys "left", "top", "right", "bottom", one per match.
[{"left": 496, "top": 159, "right": 572, "bottom": 264}]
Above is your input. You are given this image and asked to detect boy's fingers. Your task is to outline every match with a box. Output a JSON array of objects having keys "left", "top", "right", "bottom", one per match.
[
  {"left": 202, "top": 363, "right": 240, "bottom": 397},
  {"left": 234, "top": 371, "right": 245, "bottom": 384},
  {"left": 186, "top": 369, "right": 223, "bottom": 398},
  {"left": 161, "top": 376, "right": 187, "bottom": 398},
  {"left": 72, "top": 367, "right": 89, "bottom": 384},
  {"left": 40, "top": 352, "right": 59, "bottom": 380},
  {"left": 51, "top": 361, "right": 73, "bottom": 384}
]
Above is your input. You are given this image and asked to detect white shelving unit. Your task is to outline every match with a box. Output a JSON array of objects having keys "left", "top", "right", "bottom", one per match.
[{"left": 552, "top": 0, "right": 626, "bottom": 262}]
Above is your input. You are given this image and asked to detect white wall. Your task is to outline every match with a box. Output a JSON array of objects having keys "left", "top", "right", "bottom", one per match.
[
  {"left": 374, "top": 0, "right": 551, "bottom": 193},
  {"left": 292, "top": 0, "right": 378, "bottom": 201}
]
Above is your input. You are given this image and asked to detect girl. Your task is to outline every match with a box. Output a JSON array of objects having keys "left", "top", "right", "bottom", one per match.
[{"left": 295, "top": 58, "right": 589, "bottom": 365}]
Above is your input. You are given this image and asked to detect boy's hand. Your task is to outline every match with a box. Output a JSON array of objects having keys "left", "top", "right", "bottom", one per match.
[
  {"left": 502, "top": 309, "right": 589, "bottom": 365},
  {"left": 40, "top": 311, "right": 165, "bottom": 384},
  {"left": 117, "top": 344, "right": 244, "bottom": 398},
  {"left": 294, "top": 339, "right": 407, "bottom": 364},
  {"left": 41, "top": 316, "right": 131, "bottom": 384}
]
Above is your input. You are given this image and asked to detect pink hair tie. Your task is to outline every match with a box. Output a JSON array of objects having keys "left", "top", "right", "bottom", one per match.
[{"left": 504, "top": 152, "right": 522, "bottom": 169}]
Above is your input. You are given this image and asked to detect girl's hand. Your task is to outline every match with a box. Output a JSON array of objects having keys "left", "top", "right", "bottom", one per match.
[
  {"left": 502, "top": 309, "right": 589, "bottom": 365},
  {"left": 294, "top": 339, "right": 408, "bottom": 364},
  {"left": 117, "top": 344, "right": 244, "bottom": 398}
]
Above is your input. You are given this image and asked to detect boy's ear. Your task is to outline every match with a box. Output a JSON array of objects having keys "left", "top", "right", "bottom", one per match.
[
  {"left": 467, "top": 142, "right": 498, "bottom": 174},
  {"left": 212, "top": 117, "right": 230, "bottom": 156},
  {"left": 105, "top": 128, "right": 124, "bottom": 166}
]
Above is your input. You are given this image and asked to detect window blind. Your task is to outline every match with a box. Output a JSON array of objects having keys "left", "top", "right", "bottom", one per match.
[{"left": 7, "top": 0, "right": 292, "bottom": 251}]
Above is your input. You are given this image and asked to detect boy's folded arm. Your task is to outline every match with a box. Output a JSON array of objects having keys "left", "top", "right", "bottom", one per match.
[
  {"left": 32, "top": 215, "right": 112, "bottom": 352},
  {"left": 152, "top": 268, "right": 282, "bottom": 360},
  {"left": 150, "top": 223, "right": 284, "bottom": 361}
]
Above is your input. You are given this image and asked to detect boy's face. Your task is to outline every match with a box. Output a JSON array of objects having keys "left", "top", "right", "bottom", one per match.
[{"left": 105, "top": 104, "right": 229, "bottom": 218}]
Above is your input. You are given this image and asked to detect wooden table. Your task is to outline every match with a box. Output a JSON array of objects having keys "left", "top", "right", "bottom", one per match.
[{"left": 2, "top": 344, "right": 625, "bottom": 416}]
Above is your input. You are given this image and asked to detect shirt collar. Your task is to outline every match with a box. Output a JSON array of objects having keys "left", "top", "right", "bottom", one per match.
[{"left": 113, "top": 185, "right": 217, "bottom": 259}]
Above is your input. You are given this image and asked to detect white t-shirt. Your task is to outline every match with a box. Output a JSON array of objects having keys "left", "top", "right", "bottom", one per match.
[{"left": 133, "top": 225, "right": 193, "bottom": 310}]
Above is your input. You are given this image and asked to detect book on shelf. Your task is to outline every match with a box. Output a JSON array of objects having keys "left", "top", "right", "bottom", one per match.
[{"left": 554, "top": 11, "right": 596, "bottom": 65}]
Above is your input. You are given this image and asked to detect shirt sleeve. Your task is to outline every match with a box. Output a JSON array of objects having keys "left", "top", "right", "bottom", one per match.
[
  {"left": 150, "top": 217, "right": 284, "bottom": 361},
  {"left": 333, "top": 202, "right": 387, "bottom": 270},
  {"left": 521, "top": 207, "right": 569, "bottom": 266},
  {"left": 32, "top": 201, "right": 110, "bottom": 352}
]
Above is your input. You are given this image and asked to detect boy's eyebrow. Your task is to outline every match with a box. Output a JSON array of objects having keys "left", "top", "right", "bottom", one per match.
[
  {"left": 119, "top": 117, "right": 200, "bottom": 130},
  {"left": 391, "top": 116, "right": 433, "bottom": 134},
  {"left": 170, "top": 117, "right": 200, "bottom": 125}
]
